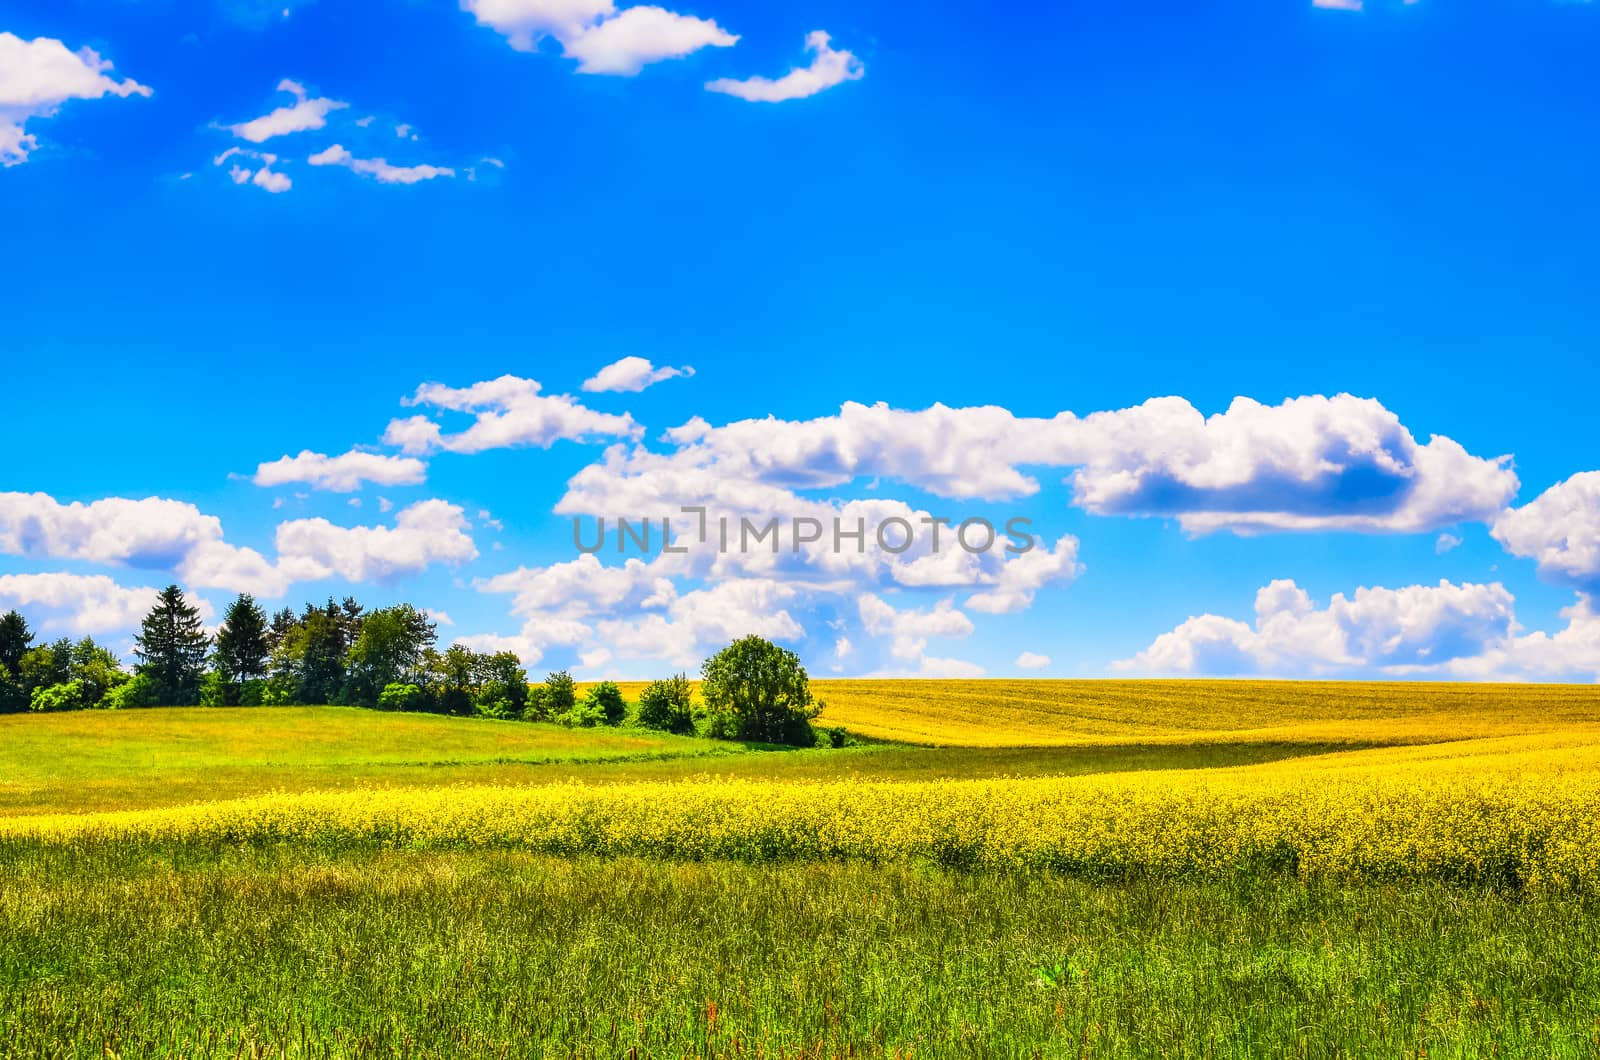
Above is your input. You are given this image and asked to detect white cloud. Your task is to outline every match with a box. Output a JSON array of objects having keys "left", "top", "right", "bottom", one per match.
[
  {"left": 0, "top": 572, "right": 212, "bottom": 636},
  {"left": 1436, "top": 532, "right": 1463, "bottom": 555},
  {"left": 0, "top": 33, "right": 151, "bottom": 166},
  {"left": 965, "top": 535, "right": 1081, "bottom": 614},
  {"left": 558, "top": 394, "right": 1516, "bottom": 536},
  {"left": 463, "top": 0, "right": 736, "bottom": 76},
  {"left": 426, "top": 609, "right": 455, "bottom": 626},
  {"left": 273, "top": 500, "right": 478, "bottom": 583},
  {"left": 227, "top": 78, "right": 346, "bottom": 143},
  {"left": 1015, "top": 651, "right": 1050, "bottom": 670},
  {"left": 308, "top": 144, "right": 454, "bottom": 184},
  {"left": 858, "top": 593, "right": 979, "bottom": 675},
  {"left": 384, "top": 374, "right": 641, "bottom": 455},
  {"left": 562, "top": 6, "right": 736, "bottom": 74},
  {"left": 1116, "top": 578, "right": 1520, "bottom": 678},
  {"left": 1312, "top": 0, "right": 1364, "bottom": 10},
  {"left": 225, "top": 78, "right": 347, "bottom": 144},
  {"left": 214, "top": 146, "right": 291, "bottom": 193},
  {"left": 706, "top": 30, "right": 862, "bottom": 103},
  {"left": 0, "top": 491, "right": 284, "bottom": 597},
  {"left": 595, "top": 578, "right": 804, "bottom": 667},
  {"left": 1492, "top": 472, "right": 1600, "bottom": 591},
  {"left": 581, "top": 355, "right": 694, "bottom": 393},
  {"left": 253, "top": 449, "right": 428, "bottom": 492},
  {"left": 461, "top": 0, "right": 618, "bottom": 50}
]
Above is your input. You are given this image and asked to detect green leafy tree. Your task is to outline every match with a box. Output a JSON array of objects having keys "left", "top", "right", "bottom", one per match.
[
  {"left": 637, "top": 674, "right": 696, "bottom": 735},
  {"left": 583, "top": 680, "right": 627, "bottom": 726},
  {"left": 522, "top": 683, "right": 551, "bottom": 722},
  {"left": 700, "top": 635, "right": 818, "bottom": 746},
  {"left": 213, "top": 593, "right": 270, "bottom": 694},
  {"left": 429, "top": 644, "right": 478, "bottom": 715},
  {"left": 68, "top": 637, "right": 127, "bottom": 708},
  {"left": 345, "top": 604, "right": 437, "bottom": 707},
  {"left": 543, "top": 670, "right": 577, "bottom": 717},
  {"left": 133, "top": 586, "right": 209, "bottom": 706},
  {"left": 475, "top": 651, "right": 529, "bottom": 719},
  {"left": 20, "top": 639, "right": 72, "bottom": 693},
  {"left": 0, "top": 610, "right": 34, "bottom": 713}
]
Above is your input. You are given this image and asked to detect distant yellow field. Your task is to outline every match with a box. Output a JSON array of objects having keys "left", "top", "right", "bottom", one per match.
[{"left": 810, "top": 679, "right": 1600, "bottom": 747}]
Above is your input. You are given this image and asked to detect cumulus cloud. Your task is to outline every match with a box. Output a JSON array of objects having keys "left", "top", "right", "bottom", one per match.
[
  {"left": 308, "top": 143, "right": 455, "bottom": 184},
  {"left": 0, "top": 492, "right": 284, "bottom": 597},
  {"left": 1015, "top": 651, "right": 1050, "bottom": 670},
  {"left": 0, "top": 491, "right": 481, "bottom": 599},
  {"left": 1492, "top": 472, "right": 1600, "bottom": 592},
  {"left": 273, "top": 500, "right": 478, "bottom": 583},
  {"left": 461, "top": 0, "right": 618, "bottom": 49},
  {"left": 1116, "top": 578, "right": 1522, "bottom": 678},
  {"left": 462, "top": 0, "right": 737, "bottom": 75},
  {"left": 0, "top": 572, "right": 212, "bottom": 636},
  {"left": 594, "top": 578, "right": 804, "bottom": 668},
  {"left": 227, "top": 78, "right": 347, "bottom": 143},
  {"left": 857, "top": 593, "right": 982, "bottom": 675},
  {"left": 0, "top": 32, "right": 151, "bottom": 166},
  {"left": 383, "top": 374, "right": 641, "bottom": 455},
  {"left": 253, "top": 450, "right": 428, "bottom": 492},
  {"left": 557, "top": 394, "right": 1516, "bottom": 536},
  {"left": 563, "top": 7, "right": 736, "bottom": 75},
  {"left": 706, "top": 31, "right": 863, "bottom": 103},
  {"left": 581, "top": 355, "right": 694, "bottom": 393}
]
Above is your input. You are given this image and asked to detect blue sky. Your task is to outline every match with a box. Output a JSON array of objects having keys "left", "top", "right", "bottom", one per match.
[{"left": 3, "top": 0, "right": 1600, "bottom": 680}]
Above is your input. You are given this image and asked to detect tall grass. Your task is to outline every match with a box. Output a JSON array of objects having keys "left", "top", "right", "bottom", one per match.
[{"left": 4, "top": 849, "right": 1600, "bottom": 1059}]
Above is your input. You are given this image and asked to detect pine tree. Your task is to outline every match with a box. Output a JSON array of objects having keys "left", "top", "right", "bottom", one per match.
[
  {"left": 214, "top": 593, "right": 270, "bottom": 689},
  {"left": 133, "top": 585, "right": 210, "bottom": 706},
  {"left": 0, "top": 610, "right": 34, "bottom": 714}
]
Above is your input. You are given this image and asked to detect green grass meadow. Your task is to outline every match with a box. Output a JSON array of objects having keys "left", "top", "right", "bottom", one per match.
[{"left": 3, "top": 699, "right": 1599, "bottom": 1057}]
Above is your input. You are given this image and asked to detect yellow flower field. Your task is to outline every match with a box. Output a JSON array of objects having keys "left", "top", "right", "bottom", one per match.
[{"left": 9, "top": 725, "right": 1600, "bottom": 889}]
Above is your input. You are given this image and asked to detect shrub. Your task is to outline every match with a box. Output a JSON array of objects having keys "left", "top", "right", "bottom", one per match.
[
  {"left": 701, "top": 636, "right": 819, "bottom": 747},
  {"left": 238, "top": 679, "right": 267, "bottom": 707},
  {"left": 103, "top": 673, "right": 157, "bottom": 710},
  {"left": 199, "top": 671, "right": 234, "bottom": 707},
  {"left": 522, "top": 684, "right": 551, "bottom": 722},
  {"left": 377, "top": 682, "right": 426, "bottom": 712},
  {"left": 558, "top": 699, "right": 606, "bottom": 728},
  {"left": 825, "top": 726, "right": 850, "bottom": 749},
  {"left": 637, "top": 674, "right": 696, "bottom": 735},
  {"left": 29, "top": 680, "right": 87, "bottom": 713},
  {"left": 583, "top": 681, "right": 627, "bottom": 727}
]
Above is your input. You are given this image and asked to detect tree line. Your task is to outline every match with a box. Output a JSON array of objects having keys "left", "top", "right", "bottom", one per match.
[{"left": 0, "top": 587, "right": 828, "bottom": 745}]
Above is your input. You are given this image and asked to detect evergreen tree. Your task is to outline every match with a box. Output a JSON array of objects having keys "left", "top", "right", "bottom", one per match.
[
  {"left": 133, "top": 585, "right": 210, "bottom": 706},
  {"left": 295, "top": 608, "right": 347, "bottom": 705},
  {"left": 214, "top": 593, "right": 270, "bottom": 689},
  {"left": 266, "top": 607, "right": 298, "bottom": 653},
  {"left": 0, "top": 609, "right": 33, "bottom": 713}
]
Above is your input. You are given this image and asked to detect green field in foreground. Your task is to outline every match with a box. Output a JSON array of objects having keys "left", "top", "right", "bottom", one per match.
[
  {"left": 5, "top": 682, "right": 1600, "bottom": 1057},
  {"left": 4, "top": 850, "right": 1598, "bottom": 1059}
]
